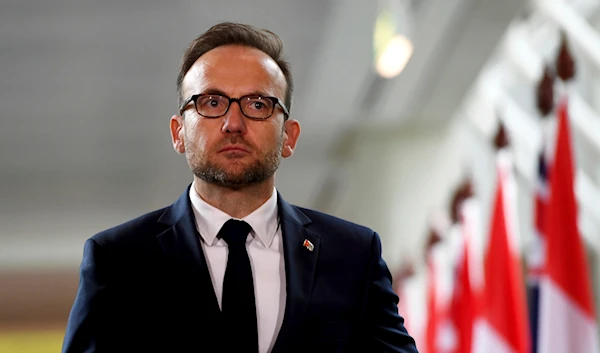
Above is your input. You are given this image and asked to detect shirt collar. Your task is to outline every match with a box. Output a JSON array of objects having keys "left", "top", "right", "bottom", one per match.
[{"left": 189, "top": 181, "right": 279, "bottom": 248}]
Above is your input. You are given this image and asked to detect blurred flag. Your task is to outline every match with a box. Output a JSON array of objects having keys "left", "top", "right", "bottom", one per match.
[
  {"left": 525, "top": 152, "right": 548, "bottom": 353},
  {"left": 476, "top": 149, "right": 530, "bottom": 353},
  {"left": 538, "top": 97, "right": 599, "bottom": 353},
  {"left": 448, "top": 198, "right": 484, "bottom": 353},
  {"left": 393, "top": 262, "right": 419, "bottom": 345},
  {"left": 424, "top": 246, "right": 440, "bottom": 353},
  {"left": 424, "top": 241, "right": 455, "bottom": 353}
]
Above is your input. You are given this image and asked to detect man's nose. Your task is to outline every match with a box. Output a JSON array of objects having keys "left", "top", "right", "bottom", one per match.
[{"left": 221, "top": 101, "right": 247, "bottom": 134}]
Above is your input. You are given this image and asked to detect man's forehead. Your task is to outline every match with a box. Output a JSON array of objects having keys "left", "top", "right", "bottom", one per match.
[{"left": 182, "top": 45, "right": 286, "bottom": 96}]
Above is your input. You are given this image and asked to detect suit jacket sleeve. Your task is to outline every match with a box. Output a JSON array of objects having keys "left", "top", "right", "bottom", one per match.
[
  {"left": 364, "top": 232, "right": 419, "bottom": 352},
  {"left": 62, "top": 238, "right": 109, "bottom": 353}
]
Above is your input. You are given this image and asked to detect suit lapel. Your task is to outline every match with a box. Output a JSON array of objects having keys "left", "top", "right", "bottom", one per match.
[
  {"left": 271, "top": 195, "right": 320, "bottom": 353},
  {"left": 155, "top": 185, "right": 221, "bottom": 319}
]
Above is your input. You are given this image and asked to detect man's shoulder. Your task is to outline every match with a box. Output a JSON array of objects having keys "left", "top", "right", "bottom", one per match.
[
  {"left": 292, "top": 205, "right": 375, "bottom": 238},
  {"left": 289, "top": 205, "right": 380, "bottom": 258},
  {"left": 90, "top": 206, "right": 170, "bottom": 247}
]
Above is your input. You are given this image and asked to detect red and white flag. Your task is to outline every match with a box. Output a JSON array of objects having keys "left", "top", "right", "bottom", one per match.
[
  {"left": 424, "top": 241, "right": 456, "bottom": 353},
  {"left": 394, "top": 263, "right": 422, "bottom": 346},
  {"left": 448, "top": 198, "right": 484, "bottom": 353},
  {"left": 475, "top": 149, "right": 530, "bottom": 353},
  {"left": 538, "top": 97, "right": 599, "bottom": 353}
]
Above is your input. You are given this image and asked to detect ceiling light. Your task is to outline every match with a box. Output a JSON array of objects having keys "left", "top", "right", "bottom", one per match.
[{"left": 373, "top": 0, "right": 415, "bottom": 78}]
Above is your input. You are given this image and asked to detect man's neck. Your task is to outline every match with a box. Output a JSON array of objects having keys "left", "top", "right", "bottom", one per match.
[{"left": 193, "top": 176, "right": 276, "bottom": 219}]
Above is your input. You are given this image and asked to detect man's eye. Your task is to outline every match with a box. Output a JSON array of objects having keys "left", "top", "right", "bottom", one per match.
[{"left": 199, "top": 97, "right": 224, "bottom": 108}]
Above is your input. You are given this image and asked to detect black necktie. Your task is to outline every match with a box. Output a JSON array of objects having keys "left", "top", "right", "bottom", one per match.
[{"left": 218, "top": 219, "right": 258, "bottom": 352}]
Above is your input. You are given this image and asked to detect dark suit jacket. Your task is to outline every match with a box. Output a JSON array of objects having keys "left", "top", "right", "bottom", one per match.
[{"left": 62, "top": 186, "right": 418, "bottom": 353}]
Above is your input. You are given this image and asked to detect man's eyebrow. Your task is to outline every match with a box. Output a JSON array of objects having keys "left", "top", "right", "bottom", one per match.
[
  {"left": 242, "top": 90, "right": 271, "bottom": 97},
  {"left": 199, "top": 89, "right": 272, "bottom": 97},
  {"left": 200, "top": 88, "right": 228, "bottom": 96}
]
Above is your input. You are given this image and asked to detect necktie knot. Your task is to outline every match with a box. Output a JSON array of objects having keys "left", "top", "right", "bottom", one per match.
[{"left": 218, "top": 219, "right": 252, "bottom": 247}]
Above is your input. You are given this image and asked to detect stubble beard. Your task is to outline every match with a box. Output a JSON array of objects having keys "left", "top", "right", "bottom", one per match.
[{"left": 186, "top": 134, "right": 283, "bottom": 188}]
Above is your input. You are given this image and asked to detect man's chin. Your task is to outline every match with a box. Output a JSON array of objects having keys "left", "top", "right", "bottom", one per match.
[
  {"left": 219, "top": 173, "right": 255, "bottom": 186},
  {"left": 194, "top": 168, "right": 270, "bottom": 187},
  {"left": 192, "top": 156, "right": 279, "bottom": 187}
]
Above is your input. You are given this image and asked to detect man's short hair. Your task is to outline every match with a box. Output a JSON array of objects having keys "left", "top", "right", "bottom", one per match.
[{"left": 177, "top": 22, "right": 293, "bottom": 115}]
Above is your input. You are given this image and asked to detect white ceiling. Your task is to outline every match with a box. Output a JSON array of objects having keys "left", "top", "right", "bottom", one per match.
[{"left": 0, "top": 0, "right": 524, "bottom": 241}]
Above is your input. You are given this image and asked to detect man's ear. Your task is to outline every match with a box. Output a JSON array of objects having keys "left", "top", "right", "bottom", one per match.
[
  {"left": 170, "top": 115, "right": 186, "bottom": 154},
  {"left": 281, "top": 119, "right": 301, "bottom": 158}
]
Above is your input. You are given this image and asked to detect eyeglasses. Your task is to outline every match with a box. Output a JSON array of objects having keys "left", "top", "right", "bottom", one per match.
[{"left": 179, "top": 94, "right": 289, "bottom": 120}]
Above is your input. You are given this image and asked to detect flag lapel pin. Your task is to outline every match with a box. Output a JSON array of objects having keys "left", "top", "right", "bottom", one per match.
[{"left": 303, "top": 239, "right": 314, "bottom": 252}]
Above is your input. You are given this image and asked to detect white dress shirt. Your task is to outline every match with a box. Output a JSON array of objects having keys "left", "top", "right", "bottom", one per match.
[{"left": 189, "top": 183, "right": 286, "bottom": 353}]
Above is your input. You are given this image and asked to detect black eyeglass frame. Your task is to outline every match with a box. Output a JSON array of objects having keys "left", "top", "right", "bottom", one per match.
[{"left": 179, "top": 94, "right": 290, "bottom": 120}]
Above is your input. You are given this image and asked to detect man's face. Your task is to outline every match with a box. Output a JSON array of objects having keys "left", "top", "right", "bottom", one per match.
[{"left": 170, "top": 45, "right": 300, "bottom": 188}]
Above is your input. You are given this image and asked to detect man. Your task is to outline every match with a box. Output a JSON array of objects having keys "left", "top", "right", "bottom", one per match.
[{"left": 62, "top": 22, "right": 418, "bottom": 353}]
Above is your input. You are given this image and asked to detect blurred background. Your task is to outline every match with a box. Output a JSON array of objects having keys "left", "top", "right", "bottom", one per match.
[{"left": 1, "top": 0, "right": 599, "bottom": 351}]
